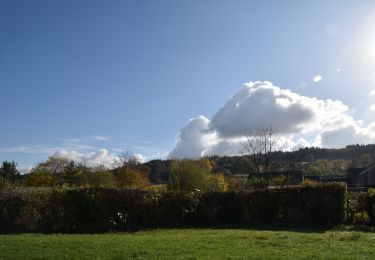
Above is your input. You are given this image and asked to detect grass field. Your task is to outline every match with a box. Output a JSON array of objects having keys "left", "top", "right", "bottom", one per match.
[{"left": 1, "top": 229, "right": 375, "bottom": 259}]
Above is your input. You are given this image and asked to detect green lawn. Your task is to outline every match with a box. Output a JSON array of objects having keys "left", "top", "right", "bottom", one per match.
[{"left": 1, "top": 229, "right": 375, "bottom": 259}]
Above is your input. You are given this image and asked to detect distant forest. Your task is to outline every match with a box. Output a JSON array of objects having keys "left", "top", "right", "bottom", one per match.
[
  {"left": 2, "top": 144, "right": 375, "bottom": 188},
  {"left": 146, "top": 144, "right": 375, "bottom": 183}
]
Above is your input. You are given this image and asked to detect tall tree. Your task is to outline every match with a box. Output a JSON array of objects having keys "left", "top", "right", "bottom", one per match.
[
  {"left": 241, "top": 127, "right": 289, "bottom": 179},
  {"left": 33, "top": 157, "right": 70, "bottom": 175},
  {"left": 0, "top": 160, "right": 20, "bottom": 181}
]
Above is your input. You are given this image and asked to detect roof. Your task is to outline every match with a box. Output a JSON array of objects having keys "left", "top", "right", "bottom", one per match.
[{"left": 358, "top": 164, "right": 375, "bottom": 178}]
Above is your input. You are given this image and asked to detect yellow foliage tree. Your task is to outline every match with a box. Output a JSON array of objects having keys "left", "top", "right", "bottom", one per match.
[
  {"left": 25, "top": 172, "right": 54, "bottom": 187},
  {"left": 169, "top": 158, "right": 228, "bottom": 192},
  {"left": 115, "top": 166, "right": 149, "bottom": 189}
]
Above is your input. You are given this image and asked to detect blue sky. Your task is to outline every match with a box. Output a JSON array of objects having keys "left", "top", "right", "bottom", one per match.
[{"left": 1, "top": 1, "right": 375, "bottom": 170}]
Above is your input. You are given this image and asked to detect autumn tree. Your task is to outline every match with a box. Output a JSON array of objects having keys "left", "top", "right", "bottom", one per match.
[
  {"left": 114, "top": 153, "right": 149, "bottom": 189},
  {"left": 25, "top": 171, "right": 54, "bottom": 187},
  {"left": 169, "top": 158, "right": 227, "bottom": 192},
  {"left": 82, "top": 165, "right": 116, "bottom": 188},
  {"left": 29, "top": 157, "right": 74, "bottom": 186},
  {"left": 33, "top": 157, "right": 70, "bottom": 175}
]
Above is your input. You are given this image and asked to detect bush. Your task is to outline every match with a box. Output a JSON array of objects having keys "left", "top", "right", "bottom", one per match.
[
  {"left": 345, "top": 191, "right": 375, "bottom": 226},
  {"left": 346, "top": 192, "right": 370, "bottom": 225},
  {"left": 366, "top": 194, "right": 375, "bottom": 225},
  {"left": 197, "top": 184, "right": 346, "bottom": 225},
  {"left": 0, "top": 184, "right": 346, "bottom": 233}
]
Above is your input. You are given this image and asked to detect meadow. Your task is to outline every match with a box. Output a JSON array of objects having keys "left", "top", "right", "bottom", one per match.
[{"left": 1, "top": 229, "right": 375, "bottom": 259}]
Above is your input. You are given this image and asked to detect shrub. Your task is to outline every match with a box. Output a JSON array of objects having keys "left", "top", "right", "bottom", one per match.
[
  {"left": 0, "top": 184, "right": 346, "bottom": 233},
  {"left": 366, "top": 194, "right": 375, "bottom": 225},
  {"left": 346, "top": 192, "right": 369, "bottom": 225}
]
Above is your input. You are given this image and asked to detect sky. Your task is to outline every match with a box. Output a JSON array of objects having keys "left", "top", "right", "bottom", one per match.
[{"left": 1, "top": 0, "right": 375, "bottom": 171}]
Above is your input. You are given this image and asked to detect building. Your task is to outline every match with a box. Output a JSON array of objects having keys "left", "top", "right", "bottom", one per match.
[{"left": 357, "top": 165, "right": 375, "bottom": 187}]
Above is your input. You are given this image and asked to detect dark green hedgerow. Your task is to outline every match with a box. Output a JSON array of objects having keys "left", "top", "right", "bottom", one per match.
[
  {"left": 197, "top": 184, "right": 346, "bottom": 225},
  {"left": 0, "top": 184, "right": 346, "bottom": 233}
]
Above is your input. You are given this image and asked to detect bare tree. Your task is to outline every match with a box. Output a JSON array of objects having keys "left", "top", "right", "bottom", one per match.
[
  {"left": 241, "top": 126, "right": 290, "bottom": 180},
  {"left": 118, "top": 152, "right": 143, "bottom": 167}
]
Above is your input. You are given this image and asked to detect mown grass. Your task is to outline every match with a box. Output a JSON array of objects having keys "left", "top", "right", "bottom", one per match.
[{"left": 1, "top": 229, "right": 375, "bottom": 259}]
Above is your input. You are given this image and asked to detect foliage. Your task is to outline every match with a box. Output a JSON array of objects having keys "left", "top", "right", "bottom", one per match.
[
  {"left": 208, "top": 172, "right": 228, "bottom": 192},
  {"left": 203, "top": 145, "right": 375, "bottom": 178},
  {"left": 356, "top": 153, "right": 373, "bottom": 168},
  {"left": 300, "top": 179, "right": 320, "bottom": 186},
  {"left": 227, "top": 176, "right": 247, "bottom": 191},
  {"left": 307, "top": 160, "right": 332, "bottom": 175},
  {"left": 0, "top": 184, "right": 346, "bottom": 233},
  {"left": 79, "top": 167, "right": 117, "bottom": 188},
  {"left": 144, "top": 159, "right": 170, "bottom": 183},
  {"left": 29, "top": 157, "right": 75, "bottom": 186},
  {"left": 32, "top": 157, "right": 70, "bottom": 175},
  {"left": 0, "top": 161, "right": 20, "bottom": 181},
  {"left": 0, "top": 176, "right": 15, "bottom": 189},
  {"left": 344, "top": 191, "right": 375, "bottom": 225},
  {"left": 25, "top": 172, "right": 54, "bottom": 187},
  {"left": 115, "top": 165, "right": 149, "bottom": 189},
  {"left": 346, "top": 192, "right": 370, "bottom": 225},
  {"left": 24, "top": 158, "right": 118, "bottom": 188},
  {"left": 245, "top": 177, "right": 268, "bottom": 189},
  {"left": 144, "top": 184, "right": 168, "bottom": 193},
  {"left": 168, "top": 158, "right": 227, "bottom": 192}
]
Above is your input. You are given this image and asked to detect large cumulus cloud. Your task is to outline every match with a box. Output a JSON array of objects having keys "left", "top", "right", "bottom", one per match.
[
  {"left": 210, "top": 81, "right": 349, "bottom": 137},
  {"left": 170, "top": 116, "right": 216, "bottom": 158},
  {"left": 170, "top": 81, "right": 375, "bottom": 158}
]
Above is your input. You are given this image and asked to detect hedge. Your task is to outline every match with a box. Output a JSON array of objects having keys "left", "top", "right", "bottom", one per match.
[{"left": 0, "top": 184, "right": 346, "bottom": 233}]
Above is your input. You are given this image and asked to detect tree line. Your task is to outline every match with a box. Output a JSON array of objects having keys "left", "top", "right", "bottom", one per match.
[
  {"left": 2, "top": 144, "right": 375, "bottom": 191},
  {"left": 0, "top": 156, "right": 227, "bottom": 192}
]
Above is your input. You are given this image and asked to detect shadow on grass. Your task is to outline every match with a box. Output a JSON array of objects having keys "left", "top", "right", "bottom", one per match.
[{"left": 2, "top": 223, "right": 375, "bottom": 235}]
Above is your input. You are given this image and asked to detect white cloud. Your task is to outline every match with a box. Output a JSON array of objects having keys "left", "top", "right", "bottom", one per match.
[
  {"left": 0, "top": 134, "right": 147, "bottom": 170},
  {"left": 54, "top": 149, "right": 121, "bottom": 168},
  {"left": 170, "top": 115, "right": 217, "bottom": 159},
  {"left": 62, "top": 135, "right": 110, "bottom": 144},
  {"left": 204, "top": 138, "right": 244, "bottom": 157},
  {"left": 313, "top": 75, "right": 322, "bottom": 82},
  {"left": 91, "top": 135, "right": 110, "bottom": 142},
  {"left": 170, "top": 81, "right": 375, "bottom": 158},
  {"left": 210, "top": 81, "right": 348, "bottom": 137},
  {"left": 336, "top": 68, "right": 342, "bottom": 72},
  {"left": 369, "top": 104, "right": 375, "bottom": 112},
  {"left": 0, "top": 135, "right": 111, "bottom": 155},
  {"left": 370, "top": 89, "right": 375, "bottom": 95},
  {"left": 293, "top": 138, "right": 311, "bottom": 149},
  {"left": 0, "top": 146, "right": 33, "bottom": 153},
  {"left": 133, "top": 153, "right": 146, "bottom": 163},
  {"left": 317, "top": 125, "right": 371, "bottom": 148}
]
